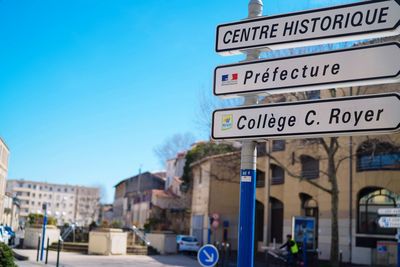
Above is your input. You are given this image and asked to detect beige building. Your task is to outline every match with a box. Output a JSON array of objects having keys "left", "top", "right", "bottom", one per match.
[
  {"left": 0, "top": 137, "right": 10, "bottom": 225},
  {"left": 1, "top": 193, "right": 20, "bottom": 230},
  {"left": 7, "top": 179, "right": 100, "bottom": 226},
  {"left": 190, "top": 83, "right": 400, "bottom": 265}
]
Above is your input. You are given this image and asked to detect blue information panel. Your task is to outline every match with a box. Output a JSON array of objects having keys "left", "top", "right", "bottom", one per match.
[{"left": 197, "top": 244, "right": 219, "bottom": 267}]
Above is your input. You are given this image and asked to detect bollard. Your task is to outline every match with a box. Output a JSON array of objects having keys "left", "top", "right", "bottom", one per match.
[
  {"left": 45, "top": 238, "right": 49, "bottom": 264},
  {"left": 56, "top": 238, "right": 61, "bottom": 267},
  {"left": 36, "top": 236, "right": 41, "bottom": 262}
]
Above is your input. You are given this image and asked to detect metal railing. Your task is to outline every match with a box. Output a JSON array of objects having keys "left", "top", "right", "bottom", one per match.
[{"left": 131, "top": 226, "right": 151, "bottom": 246}]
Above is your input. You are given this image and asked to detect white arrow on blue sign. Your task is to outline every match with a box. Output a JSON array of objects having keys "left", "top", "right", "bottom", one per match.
[
  {"left": 378, "top": 217, "right": 400, "bottom": 228},
  {"left": 197, "top": 244, "right": 219, "bottom": 267}
]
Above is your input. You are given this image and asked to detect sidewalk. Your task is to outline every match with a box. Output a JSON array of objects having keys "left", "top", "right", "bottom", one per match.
[{"left": 14, "top": 249, "right": 202, "bottom": 267}]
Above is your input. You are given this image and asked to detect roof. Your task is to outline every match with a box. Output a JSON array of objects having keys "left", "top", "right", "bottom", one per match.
[
  {"left": 0, "top": 136, "right": 10, "bottom": 151},
  {"left": 151, "top": 189, "right": 177, "bottom": 199},
  {"left": 114, "top": 171, "right": 166, "bottom": 188},
  {"left": 190, "top": 151, "right": 240, "bottom": 168}
]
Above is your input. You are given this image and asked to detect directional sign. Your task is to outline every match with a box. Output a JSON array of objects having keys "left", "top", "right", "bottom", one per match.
[
  {"left": 216, "top": 0, "right": 400, "bottom": 55},
  {"left": 378, "top": 217, "right": 400, "bottom": 228},
  {"left": 378, "top": 208, "right": 400, "bottom": 215},
  {"left": 198, "top": 244, "right": 219, "bottom": 267},
  {"left": 212, "top": 93, "right": 400, "bottom": 140},
  {"left": 214, "top": 42, "right": 400, "bottom": 98}
]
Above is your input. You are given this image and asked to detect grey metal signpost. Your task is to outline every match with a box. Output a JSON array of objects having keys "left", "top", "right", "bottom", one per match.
[{"left": 236, "top": 1, "right": 263, "bottom": 267}]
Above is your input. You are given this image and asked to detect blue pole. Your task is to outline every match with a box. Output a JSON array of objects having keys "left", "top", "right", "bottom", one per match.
[
  {"left": 237, "top": 169, "right": 256, "bottom": 267},
  {"left": 40, "top": 215, "right": 47, "bottom": 261},
  {"left": 303, "top": 234, "right": 308, "bottom": 267},
  {"left": 397, "top": 236, "right": 399, "bottom": 267}
]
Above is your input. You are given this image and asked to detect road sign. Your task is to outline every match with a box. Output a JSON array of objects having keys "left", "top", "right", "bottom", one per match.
[
  {"left": 212, "top": 93, "right": 400, "bottom": 140},
  {"left": 214, "top": 42, "right": 400, "bottom": 98},
  {"left": 216, "top": 0, "right": 400, "bottom": 55},
  {"left": 378, "top": 217, "right": 400, "bottom": 228},
  {"left": 378, "top": 208, "right": 400, "bottom": 215},
  {"left": 198, "top": 244, "right": 219, "bottom": 267}
]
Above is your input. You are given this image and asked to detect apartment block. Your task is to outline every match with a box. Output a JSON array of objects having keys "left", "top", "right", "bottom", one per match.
[{"left": 7, "top": 179, "right": 100, "bottom": 226}]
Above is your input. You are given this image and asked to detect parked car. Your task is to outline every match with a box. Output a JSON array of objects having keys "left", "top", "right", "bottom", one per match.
[
  {"left": 176, "top": 235, "right": 200, "bottom": 253},
  {"left": 0, "top": 226, "right": 10, "bottom": 244},
  {"left": 4, "top": 226, "right": 15, "bottom": 245}
]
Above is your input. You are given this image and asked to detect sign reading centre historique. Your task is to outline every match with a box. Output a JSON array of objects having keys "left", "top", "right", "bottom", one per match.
[
  {"left": 214, "top": 42, "right": 400, "bottom": 97},
  {"left": 216, "top": 0, "right": 400, "bottom": 54},
  {"left": 212, "top": 94, "right": 400, "bottom": 140}
]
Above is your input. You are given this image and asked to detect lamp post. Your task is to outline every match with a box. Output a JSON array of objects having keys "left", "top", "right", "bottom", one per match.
[{"left": 40, "top": 203, "right": 47, "bottom": 261}]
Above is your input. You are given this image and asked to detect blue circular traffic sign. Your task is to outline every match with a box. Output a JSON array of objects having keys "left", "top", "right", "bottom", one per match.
[{"left": 197, "top": 244, "right": 219, "bottom": 267}]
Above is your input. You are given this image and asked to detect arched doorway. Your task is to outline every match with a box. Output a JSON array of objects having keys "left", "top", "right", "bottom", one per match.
[
  {"left": 356, "top": 187, "right": 397, "bottom": 247},
  {"left": 269, "top": 197, "right": 284, "bottom": 243}
]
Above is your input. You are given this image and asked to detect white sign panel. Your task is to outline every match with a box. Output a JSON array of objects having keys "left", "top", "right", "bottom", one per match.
[
  {"left": 214, "top": 43, "right": 400, "bottom": 98},
  {"left": 212, "top": 93, "right": 400, "bottom": 140},
  {"left": 216, "top": 0, "right": 400, "bottom": 55},
  {"left": 378, "top": 208, "right": 400, "bottom": 215},
  {"left": 378, "top": 216, "right": 400, "bottom": 228}
]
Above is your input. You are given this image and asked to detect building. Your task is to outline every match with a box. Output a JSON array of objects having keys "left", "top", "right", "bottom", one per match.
[
  {"left": 0, "top": 137, "right": 10, "bottom": 225},
  {"left": 190, "top": 151, "right": 242, "bottom": 247},
  {"left": 188, "top": 83, "right": 400, "bottom": 265},
  {"left": 6, "top": 179, "right": 100, "bottom": 226},
  {"left": 113, "top": 171, "right": 165, "bottom": 227},
  {"left": 1, "top": 193, "right": 20, "bottom": 230}
]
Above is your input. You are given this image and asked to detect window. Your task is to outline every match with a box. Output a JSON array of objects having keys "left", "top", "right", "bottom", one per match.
[
  {"left": 33, "top": 185, "right": 37, "bottom": 189},
  {"left": 50, "top": 187, "right": 53, "bottom": 191},
  {"left": 306, "top": 90, "right": 320, "bottom": 100},
  {"left": 300, "top": 155, "right": 319, "bottom": 179},
  {"left": 256, "top": 169, "right": 265, "bottom": 188},
  {"left": 357, "top": 140, "right": 400, "bottom": 171},
  {"left": 272, "top": 140, "right": 285, "bottom": 152},
  {"left": 270, "top": 164, "right": 284, "bottom": 185},
  {"left": 358, "top": 188, "right": 396, "bottom": 236},
  {"left": 28, "top": 184, "right": 31, "bottom": 189},
  {"left": 64, "top": 188, "right": 67, "bottom": 192},
  {"left": 257, "top": 142, "right": 267, "bottom": 156}
]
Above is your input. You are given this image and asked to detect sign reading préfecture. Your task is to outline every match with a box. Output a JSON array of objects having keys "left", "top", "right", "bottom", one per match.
[{"left": 214, "top": 43, "right": 400, "bottom": 98}]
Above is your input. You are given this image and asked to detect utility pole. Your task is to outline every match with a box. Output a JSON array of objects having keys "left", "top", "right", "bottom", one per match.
[{"left": 237, "top": 1, "right": 263, "bottom": 267}]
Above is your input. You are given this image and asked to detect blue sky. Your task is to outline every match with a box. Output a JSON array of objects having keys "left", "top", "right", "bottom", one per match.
[{"left": 0, "top": 0, "right": 359, "bottom": 203}]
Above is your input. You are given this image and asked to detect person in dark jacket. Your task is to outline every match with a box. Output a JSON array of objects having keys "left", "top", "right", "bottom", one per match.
[{"left": 280, "top": 234, "right": 299, "bottom": 266}]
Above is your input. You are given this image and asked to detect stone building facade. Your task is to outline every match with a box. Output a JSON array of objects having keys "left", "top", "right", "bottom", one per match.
[
  {"left": 0, "top": 137, "right": 10, "bottom": 225},
  {"left": 7, "top": 179, "right": 100, "bottom": 226}
]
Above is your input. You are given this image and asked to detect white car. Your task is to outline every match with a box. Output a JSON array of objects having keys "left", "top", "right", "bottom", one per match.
[{"left": 176, "top": 235, "right": 200, "bottom": 253}]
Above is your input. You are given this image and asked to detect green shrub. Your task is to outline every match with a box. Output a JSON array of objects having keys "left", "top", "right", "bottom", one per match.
[
  {"left": 28, "top": 213, "right": 57, "bottom": 226},
  {"left": 0, "top": 242, "right": 17, "bottom": 267}
]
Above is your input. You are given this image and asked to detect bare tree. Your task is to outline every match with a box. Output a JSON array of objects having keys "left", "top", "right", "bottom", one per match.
[{"left": 153, "top": 132, "right": 196, "bottom": 167}]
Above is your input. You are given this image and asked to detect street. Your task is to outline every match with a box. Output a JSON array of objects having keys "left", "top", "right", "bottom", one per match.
[{"left": 14, "top": 249, "right": 202, "bottom": 267}]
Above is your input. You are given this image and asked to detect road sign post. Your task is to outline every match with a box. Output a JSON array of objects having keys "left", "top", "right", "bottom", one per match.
[
  {"left": 236, "top": 1, "right": 263, "bottom": 267},
  {"left": 216, "top": 0, "right": 400, "bottom": 55}
]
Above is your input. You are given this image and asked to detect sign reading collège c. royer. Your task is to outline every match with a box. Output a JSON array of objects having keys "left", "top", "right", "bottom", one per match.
[
  {"left": 212, "top": 94, "right": 400, "bottom": 140},
  {"left": 216, "top": 0, "right": 400, "bottom": 55},
  {"left": 214, "top": 42, "right": 400, "bottom": 97}
]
